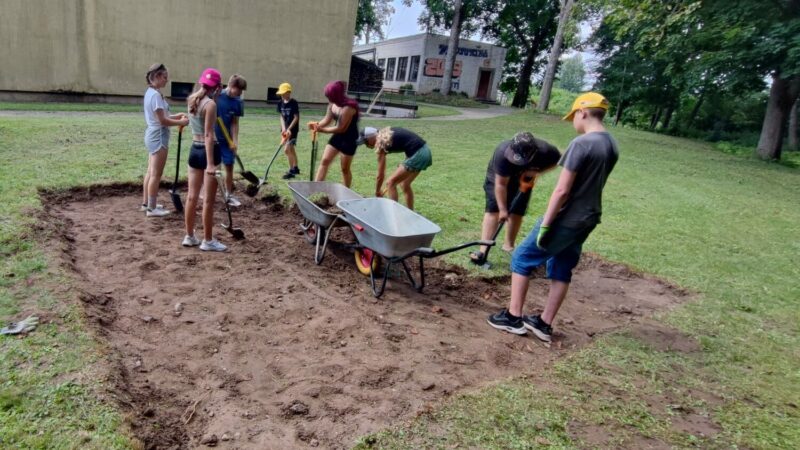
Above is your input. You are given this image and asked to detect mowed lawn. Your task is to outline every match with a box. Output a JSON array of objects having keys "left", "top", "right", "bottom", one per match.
[{"left": 0, "top": 106, "right": 798, "bottom": 449}]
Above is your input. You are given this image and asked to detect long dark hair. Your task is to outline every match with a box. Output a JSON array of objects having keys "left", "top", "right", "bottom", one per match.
[{"left": 324, "top": 80, "right": 359, "bottom": 116}]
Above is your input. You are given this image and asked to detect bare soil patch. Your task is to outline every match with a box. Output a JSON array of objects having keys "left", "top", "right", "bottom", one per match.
[{"left": 41, "top": 183, "right": 689, "bottom": 449}]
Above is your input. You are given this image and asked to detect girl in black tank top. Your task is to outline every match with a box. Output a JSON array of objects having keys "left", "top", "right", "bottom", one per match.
[{"left": 311, "top": 80, "right": 360, "bottom": 188}]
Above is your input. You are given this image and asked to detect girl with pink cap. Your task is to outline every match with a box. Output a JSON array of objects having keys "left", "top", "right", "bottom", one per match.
[
  {"left": 182, "top": 68, "right": 227, "bottom": 252},
  {"left": 310, "top": 80, "right": 360, "bottom": 187}
]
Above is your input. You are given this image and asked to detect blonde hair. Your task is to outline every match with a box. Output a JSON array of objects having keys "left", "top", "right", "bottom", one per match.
[
  {"left": 373, "top": 127, "right": 393, "bottom": 153},
  {"left": 187, "top": 84, "right": 212, "bottom": 115}
]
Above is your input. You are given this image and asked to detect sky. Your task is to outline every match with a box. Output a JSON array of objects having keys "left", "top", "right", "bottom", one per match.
[{"left": 378, "top": 1, "right": 599, "bottom": 87}]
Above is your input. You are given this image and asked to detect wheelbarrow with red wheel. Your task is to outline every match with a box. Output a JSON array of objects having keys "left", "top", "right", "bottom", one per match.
[
  {"left": 337, "top": 198, "right": 494, "bottom": 298},
  {"left": 287, "top": 181, "right": 364, "bottom": 265}
]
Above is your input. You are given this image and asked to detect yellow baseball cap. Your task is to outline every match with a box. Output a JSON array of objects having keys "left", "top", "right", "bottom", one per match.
[
  {"left": 563, "top": 92, "right": 610, "bottom": 121},
  {"left": 276, "top": 82, "right": 292, "bottom": 95}
]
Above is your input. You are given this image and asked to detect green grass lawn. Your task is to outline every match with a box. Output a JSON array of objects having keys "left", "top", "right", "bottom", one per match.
[
  {"left": 416, "top": 103, "right": 461, "bottom": 118},
  {"left": 1, "top": 107, "right": 798, "bottom": 448}
]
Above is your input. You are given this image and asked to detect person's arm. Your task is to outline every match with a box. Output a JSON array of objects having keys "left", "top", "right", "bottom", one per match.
[
  {"left": 288, "top": 113, "right": 299, "bottom": 132},
  {"left": 156, "top": 109, "right": 188, "bottom": 127},
  {"left": 494, "top": 175, "right": 510, "bottom": 221},
  {"left": 375, "top": 151, "right": 387, "bottom": 196},
  {"left": 230, "top": 115, "right": 239, "bottom": 152},
  {"left": 541, "top": 168, "right": 577, "bottom": 226},
  {"left": 314, "top": 104, "right": 334, "bottom": 129},
  {"left": 319, "top": 106, "right": 355, "bottom": 134},
  {"left": 203, "top": 102, "right": 218, "bottom": 174}
]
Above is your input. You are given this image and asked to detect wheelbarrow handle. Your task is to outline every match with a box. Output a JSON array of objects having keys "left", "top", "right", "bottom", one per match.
[{"left": 402, "top": 239, "right": 495, "bottom": 260}]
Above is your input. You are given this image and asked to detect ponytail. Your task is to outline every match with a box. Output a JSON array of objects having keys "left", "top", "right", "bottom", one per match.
[{"left": 187, "top": 84, "right": 210, "bottom": 115}]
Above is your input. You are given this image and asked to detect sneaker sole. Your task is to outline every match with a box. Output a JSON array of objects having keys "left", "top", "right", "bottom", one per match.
[
  {"left": 199, "top": 246, "right": 227, "bottom": 252},
  {"left": 523, "top": 323, "right": 552, "bottom": 342},
  {"left": 487, "top": 319, "right": 527, "bottom": 335}
]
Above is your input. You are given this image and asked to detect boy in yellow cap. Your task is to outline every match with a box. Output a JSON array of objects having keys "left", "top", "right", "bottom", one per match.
[
  {"left": 276, "top": 82, "right": 301, "bottom": 179},
  {"left": 487, "top": 92, "right": 619, "bottom": 342}
]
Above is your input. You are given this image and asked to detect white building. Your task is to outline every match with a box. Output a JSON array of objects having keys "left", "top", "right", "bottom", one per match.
[{"left": 353, "top": 33, "right": 507, "bottom": 101}]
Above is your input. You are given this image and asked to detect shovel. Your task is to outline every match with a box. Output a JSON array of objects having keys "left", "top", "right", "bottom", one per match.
[
  {"left": 244, "top": 135, "right": 287, "bottom": 197},
  {"left": 216, "top": 117, "right": 260, "bottom": 186},
  {"left": 475, "top": 174, "right": 536, "bottom": 269},
  {"left": 308, "top": 125, "right": 319, "bottom": 181},
  {"left": 215, "top": 171, "right": 245, "bottom": 240},
  {"left": 169, "top": 126, "right": 185, "bottom": 212}
]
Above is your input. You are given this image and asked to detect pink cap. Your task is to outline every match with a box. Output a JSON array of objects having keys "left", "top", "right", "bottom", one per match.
[{"left": 198, "top": 68, "right": 221, "bottom": 88}]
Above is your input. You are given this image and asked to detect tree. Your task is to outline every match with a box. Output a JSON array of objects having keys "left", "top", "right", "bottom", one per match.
[
  {"left": 538, "top": 0, "right": 576, "bottom": 111},
  {"left": 355, "top": 0, "right": 395, "bottom": 43},
  {"left": 557, "top": 53, "right": 585, "bottom": 92},
  {"left": 790, "top": 99, "right": 799, "bottom": 151},
  {"left": 482, "top": 0, "right": 560, "bottom": 107}
]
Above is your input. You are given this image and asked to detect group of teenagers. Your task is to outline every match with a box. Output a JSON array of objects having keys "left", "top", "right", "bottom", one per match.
[{"left": 142, "top": 63, "right": 619, "bottom": 342}]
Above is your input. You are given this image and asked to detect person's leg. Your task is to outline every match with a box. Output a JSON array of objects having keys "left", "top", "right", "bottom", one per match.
[
  {"left": 504, "top": 214, "right": 523, "bottom": 251},
  {"left": 541, "top": 281, "right": 570, "bottom": 324},
  {"left": 146, "top": 147, "right": 169, "bottom": 208},
  {"left": 202, "top": 172, "right": 217, "bottom": 241},
  {"left": 142, "top": 155, "right": 150, "bottom": 207},
  {"left": 224, "top": 163, "right": 234, "bottom": 193},
  {"left": 508, "top": 273, "right": 532, "bottom": 317},
  {"left": 340, "top": 154, "right": 354, "bottom": 188},
  {"left": 184, "top": 168, "right": 203, "bottom": 237},
  {"left": 474, "top": 213, "right": 499, "bottom": 256},
  {"left": 285, "top": 142, "right": 298, "bottom": 169},
  {"left": 397, "top": 170, "right": 420, "bottom": 210},
  {"left": 314, "top": 145, "right": 339, "bottom": 182},
  {"left": 386, "top": 165, "right": 415, "bottom": 202}
]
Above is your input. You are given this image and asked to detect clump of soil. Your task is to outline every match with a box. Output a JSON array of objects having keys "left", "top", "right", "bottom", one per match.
[
  {"left": 309, "top": 193, "right": 343, "bottom": 215},
  {"left": 41, "top": 184, "right": 690, "bottom": 449}
]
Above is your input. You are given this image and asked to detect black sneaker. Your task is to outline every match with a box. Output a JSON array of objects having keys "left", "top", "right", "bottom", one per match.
[
  {"left": 282, "top": 171, "right": 295, "bottom": 180},
  {"left": 522, "top": 314, "right": 552, "bottom": 342},
  {"left": 487, "top": 309, "right": 527, "bottom": 335},
  {"left": 290, "top": 166, "right": 301, "bottom": 175}
]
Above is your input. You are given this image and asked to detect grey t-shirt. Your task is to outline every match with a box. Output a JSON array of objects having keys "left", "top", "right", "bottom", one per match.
[{"left": 555, "top": 131, "right": 619, "bottom": 228}]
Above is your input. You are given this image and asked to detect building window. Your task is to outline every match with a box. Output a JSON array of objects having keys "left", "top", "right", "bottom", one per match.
[
  {"left": 385, "top": 57, "right": 396, "bottom": 81},
  {"left": 377, "top": 58, "right": 385, "bottom": 70},
  {"left": 396, "top": 57, "right": 408, "bottom": 82},
  {"left": 409, "top": 56, "right": 421, "bottom": 82}
]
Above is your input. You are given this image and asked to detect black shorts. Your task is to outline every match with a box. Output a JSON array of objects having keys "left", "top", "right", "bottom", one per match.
[
  {"left": 328, "top": 134, "right": 357, "bottom": 156},
  {"left": 189, "top": 142, "right": 222, "bottom": 170},
  {"left": 484, "top": 182, "right": 531, "bottom": 215}
]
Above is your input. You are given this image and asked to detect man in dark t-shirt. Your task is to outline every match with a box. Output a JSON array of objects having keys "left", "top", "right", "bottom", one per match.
[
  {"left": 488, "top": 92, "right": 619, "bottom": 343},
  {"left": 469, "top": 132, "right": 561, "bottom": 265},
  {"left": 358, "top": 126, "right": 432, "bottom": 210}
]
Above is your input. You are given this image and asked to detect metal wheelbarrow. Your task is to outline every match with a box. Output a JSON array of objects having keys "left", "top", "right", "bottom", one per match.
[
  {"left": 337, "top": 198, "right": 494, "bottom": 298},
  {"left": 287, "top": 181, "right": 363, "bottom": 264}
]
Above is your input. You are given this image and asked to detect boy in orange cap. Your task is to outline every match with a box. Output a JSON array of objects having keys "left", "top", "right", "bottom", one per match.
[{"left": 487, "top": 92, "right": 619, "bottom": 342}]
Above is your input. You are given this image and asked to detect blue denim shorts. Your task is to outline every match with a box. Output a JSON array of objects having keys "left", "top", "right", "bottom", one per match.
[
  {"left": 219, "top": 143, "right": 235, "bottom": 166},
  {"left": 510, "top": 217, "right": 595, "bottom": 282}
]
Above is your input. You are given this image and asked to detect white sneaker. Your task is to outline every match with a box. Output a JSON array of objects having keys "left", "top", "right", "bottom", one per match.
[
  {"left": 140, "top": 203, "right": 163, "bottom": 212},
  {"left": 226, "top": 195, "right": 242, "bottom": 207},
  {"left": 182, "top": 235, "right": 201, "bottom": 247},
  {"left": 146, "top": 206, "right": 170, "bottom": 217},
  {"left": 199, "top": 239, "right": 227, "bottom": 252}
]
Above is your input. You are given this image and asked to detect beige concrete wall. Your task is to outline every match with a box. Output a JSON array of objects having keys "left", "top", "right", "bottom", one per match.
[{"left": 0, "top": 0, "right": 358, "bottom": 103}]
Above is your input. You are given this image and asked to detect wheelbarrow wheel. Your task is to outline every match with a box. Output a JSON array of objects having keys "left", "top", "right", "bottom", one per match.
[
  {"left": 303, "top": 221, "right": 318, "bottom": 244},
  {"left": 354, "top": 248, "right": 380, "bottom": 276}
]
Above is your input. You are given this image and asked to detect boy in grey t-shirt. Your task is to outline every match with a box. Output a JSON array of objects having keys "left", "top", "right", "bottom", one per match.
[{"left": 487, "top": 92, "right": 619, "bottom": 342}]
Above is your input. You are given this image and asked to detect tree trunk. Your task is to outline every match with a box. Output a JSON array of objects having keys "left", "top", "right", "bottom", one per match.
[
  {"left": 538, "top": 0, "right": 575, "bottom": 112},
  {"left": 441, "top": 0, "right": 463, "bottom": 96},
  {"left": 687, "top": 91, "right": 705, "bottom": 129},
  {"left": 789, "top": 98, "right": 799, "bottom": 151},
  {"left": 613, "top": 100, "right": 625, "bottom": 126},
  {"left": 512, "top": 43, "right": 539, "bottom": 108},
  {"left": 661, "top": 104, "right": 675, "bottom": 130},
  {"left": 757, "top": 74, "right": 800, "bottom": 160},
  {"left": 650, "top": 108, "right": 662, "bottom": 130},
  {"left": 365, "top": 25, "right": 371, "bottom": 44}
]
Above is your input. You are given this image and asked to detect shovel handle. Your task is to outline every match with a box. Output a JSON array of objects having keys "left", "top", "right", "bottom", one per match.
[{"left": 217, "top": 117, "right": 236, "bottom": 149}]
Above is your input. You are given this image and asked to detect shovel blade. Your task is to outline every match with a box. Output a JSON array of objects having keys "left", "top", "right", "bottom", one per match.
[
  {"left": 169, "top": 190, "right": 184, "bottom": 213},
  {"left": 241, "top": 171, "right": 260, "bottom": 186},
  {"left": 244, "top": 183, "right": 261, "bottom": 198},
  {"left": 222, "top": 223, "right": 245, "bottom": 240}
]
